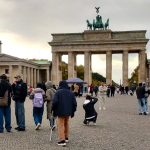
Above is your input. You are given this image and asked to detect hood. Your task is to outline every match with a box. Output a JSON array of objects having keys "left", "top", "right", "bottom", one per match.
[
  {"left": 45, "top": 81, "right": 53, "bottom": 89},
  {"left": 34, "top": 88, "right": 44, "bottom": 93},
  {"left": 59, "top": 80, "right": 69, "bottom": 89}
]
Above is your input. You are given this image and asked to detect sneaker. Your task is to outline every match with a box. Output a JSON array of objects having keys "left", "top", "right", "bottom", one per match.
[
  {"left": 103, "top": 107, "right": 106, "bottom": 110},
  {"left": 6, "top": 129, "right": 11, "bottom": 133},
  {"left": 15, "top": 127, "right": 19, "bottom": 130},
  {"left": 93, "top": 122, "right": 97, "bottom": 126},
  {"left": 51, "top": 125, "right": 56, "bottom": 131},
  {"left": 57, "top": 140, "right": 66, "bottom": 146},
  {"left": 35, "top": 123, "right": 41, "bottom": 130},
  {"left": 17, "top": 128, "right": 25, "bottom": 131},
  {"left": 65, "top": 138, "right": 69, "bottom": 143},
  {"left": 144, "top": 112, "right": 147, "bottom": 115}
]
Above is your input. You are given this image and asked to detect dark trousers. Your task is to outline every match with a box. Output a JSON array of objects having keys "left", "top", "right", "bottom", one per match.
[{"left": 33, "top": 107, "right": 44, "bottom": 125}]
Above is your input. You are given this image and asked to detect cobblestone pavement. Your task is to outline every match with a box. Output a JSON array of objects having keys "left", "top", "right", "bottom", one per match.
[{"left": 0, "top": 94, "right": 150, "bottom": 150}]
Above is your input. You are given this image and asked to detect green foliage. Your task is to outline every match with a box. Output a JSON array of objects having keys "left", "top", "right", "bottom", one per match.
[
  {"left": 128, "top": 66, "right": 138, "bottom": 86},
  {"left": 61, "top": 61, "right": 68, "bottom": 80},
  {"left": 76, "top": 65, "right": 84, "bottom": 80},
  {"left": 61, "top": 63, "right": 117, "bottom": 85}
]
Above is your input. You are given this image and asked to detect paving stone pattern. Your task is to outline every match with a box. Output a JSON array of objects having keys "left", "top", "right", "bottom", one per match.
[{"left": 0, "top": 94, "right": 150, "bottom": 150}]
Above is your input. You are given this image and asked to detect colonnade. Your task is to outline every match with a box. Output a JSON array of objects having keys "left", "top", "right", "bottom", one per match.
[
  {"left": 8, "top": 65, "right": 50, "bottom": 87},
  {"left": 52, "top": 50, "right": 146, "bottom": 86}
]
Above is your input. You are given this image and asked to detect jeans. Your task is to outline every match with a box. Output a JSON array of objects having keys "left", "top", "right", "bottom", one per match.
[
  {"left": 57, "top": 116, "right": 69, "bottom": 141},
  {"left": 33, "top": 107, "right": 44, "bottom": 125},
  {"left": 138, "top": 98, "right": 146, "bottom": 113},
  {"left": 145, "top": 98, "right": 149, "bottom": 113},
  {"left": 0, "top": 106, "right": 11, "bottom": 132},
  {"left": 15, "top": 101, "right": 25, "bottom": 129}
]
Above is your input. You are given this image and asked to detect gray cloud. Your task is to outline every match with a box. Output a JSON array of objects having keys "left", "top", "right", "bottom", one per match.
[{"left": 0, "top": 0, "right": 150, "bottom": 83}]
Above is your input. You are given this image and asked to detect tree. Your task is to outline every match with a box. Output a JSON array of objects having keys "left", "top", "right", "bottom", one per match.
[{"left": 128, "top": 66, "right": 138, "bottom": 86}]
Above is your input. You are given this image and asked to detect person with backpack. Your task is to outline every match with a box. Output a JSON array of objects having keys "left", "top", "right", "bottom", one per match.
[
  {"left": 12, "top": 75, "right": 27, "bottom": 131},
  {"left": 30, "top": 83, "right": 45, "bottom": 130},
  {"left": 45, "top": 81, "right": 56, "bottom": 129},
  {"left": 52, "top": 80, "right": 77, "bottom": 146},
  {"left": 0, "top": 74, "right": 12, "bottom": 133}
]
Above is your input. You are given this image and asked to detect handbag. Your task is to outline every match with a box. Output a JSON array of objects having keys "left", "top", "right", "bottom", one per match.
[{"left": 0, "top": 90, "right": 8, "bottom": 106}]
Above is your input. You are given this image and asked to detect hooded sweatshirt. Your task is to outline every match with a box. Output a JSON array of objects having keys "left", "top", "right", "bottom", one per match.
[{"left": 52, "top": 80, "right": 77, "bottom": 117}]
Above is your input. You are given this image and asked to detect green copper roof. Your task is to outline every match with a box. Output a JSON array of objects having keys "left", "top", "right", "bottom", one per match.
[{"left": 31, "top": 60, "right": 50, "bottom": 65}]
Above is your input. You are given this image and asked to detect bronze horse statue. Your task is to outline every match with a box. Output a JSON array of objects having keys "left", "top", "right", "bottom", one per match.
[
  {"left": 93, "top": 15, "right": 104, "bottom": 30},
  {"left": 86, "top": 20, "right": 93, "bottom": 30},
  {"left": 104, "top": 19, "right": 109, "bottom": 29}
]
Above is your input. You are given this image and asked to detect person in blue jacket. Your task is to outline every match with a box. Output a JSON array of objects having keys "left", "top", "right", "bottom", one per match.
[{"left": 52, "top": 80, "right": 77, "bottom": 146}]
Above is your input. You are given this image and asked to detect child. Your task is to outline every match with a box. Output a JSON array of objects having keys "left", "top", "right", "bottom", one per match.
[
  {"left": 30, "top": 83, "right": 45, "bottom": 130},
  {"left": 83, "top": 95, "right": 98, "bottom": 125}
]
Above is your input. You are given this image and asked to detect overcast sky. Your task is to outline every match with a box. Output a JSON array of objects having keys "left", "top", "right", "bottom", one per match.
[{"left": 0, "top": 0, "right": 150, "bottom": 83}]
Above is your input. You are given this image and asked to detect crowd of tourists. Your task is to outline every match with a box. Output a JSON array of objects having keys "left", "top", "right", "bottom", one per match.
[{"left": 0, "top": 73, "right": 150, "bottom": 147}]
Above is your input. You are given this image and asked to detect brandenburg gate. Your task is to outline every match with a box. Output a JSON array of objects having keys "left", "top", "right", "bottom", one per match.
[
  {"left": 49, "top": 30, "right": 148, "bottom": 85},
  {"left": 49, "top": 8, "right": 148, "bottom": 86}
]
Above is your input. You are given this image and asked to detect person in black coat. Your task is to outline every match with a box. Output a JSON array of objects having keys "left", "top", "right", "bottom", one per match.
[
  {"left": 12, "top": 75, "right": 27, "bottom": 131},
  {"left": 52, "top": 80, "right": 77, "bottom": 146},
  {"left": 83, "top": 95, "right": 98, "bottom": 125}
]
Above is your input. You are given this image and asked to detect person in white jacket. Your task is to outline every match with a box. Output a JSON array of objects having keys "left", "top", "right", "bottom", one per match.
[{"left": 98, "top": 84, "right": 107, "bottom": 110}]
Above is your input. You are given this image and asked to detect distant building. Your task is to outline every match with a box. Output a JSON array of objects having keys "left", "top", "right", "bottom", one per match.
[{"left": 0, "top": 53, "right": 51, "bottom": 87}]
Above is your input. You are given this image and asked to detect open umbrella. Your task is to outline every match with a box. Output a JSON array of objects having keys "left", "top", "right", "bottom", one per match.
[{"left": 66, "top": 77, "right": 87, "bottom": 84}]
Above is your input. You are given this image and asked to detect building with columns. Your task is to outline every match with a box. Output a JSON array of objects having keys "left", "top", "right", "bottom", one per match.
[
  {"left": 0, "top": 53, "right": 51, "bottom": 87},
  {"left": 49, "top": 30, "right": 149, "bottom": 86}
]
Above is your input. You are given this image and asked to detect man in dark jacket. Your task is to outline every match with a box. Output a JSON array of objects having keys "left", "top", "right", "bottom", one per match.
[
  {"left": 52, "top": 80, "right": 77, "bottom": 146},
  {"left": 0, "top": 74, "right": 12, "bottom": 133},
  {"left": 136, "top": 83, "right": 146, "bottom": 115},
  {"left": 12, "top": 75, "right": 27, "bottom": 131}
]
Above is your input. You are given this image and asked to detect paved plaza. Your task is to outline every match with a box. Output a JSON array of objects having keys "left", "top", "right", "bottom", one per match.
[{"left": 0, "top": 94, "right": 150, "bottom": 150}]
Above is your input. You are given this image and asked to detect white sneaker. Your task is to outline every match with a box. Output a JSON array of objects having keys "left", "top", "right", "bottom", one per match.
[
  {"left": 103, "top": 107, "right": 106, "bottom": 110},
  {"left": 35, "top": 123, "right": 40, "bottom": 130}
]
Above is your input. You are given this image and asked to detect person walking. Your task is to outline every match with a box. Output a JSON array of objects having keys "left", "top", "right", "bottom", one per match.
[
  {"left": 45, "top": 81, "right": 56, "bottom": 129},
  {"left": 143, "top": 82, "right": 150, "bottom": 114},
  {"left": 0, "top": 74, "right": 12, "bottom": 133},
  {"left": 52, "top": 80, "right": 77, "bottom": 146},
  {"left": 12, "top": 75, "right": 27, "bottom": 131},
  {"left": 136, "top": 83, "right": 147, "bottom": 115},
  {"left": 30, "top": 83, "right": 45, "bottom": 130}
]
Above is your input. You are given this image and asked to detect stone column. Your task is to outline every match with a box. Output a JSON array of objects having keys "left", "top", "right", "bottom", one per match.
[
  {"left": 27, "top": 67, "right": 31, "bottom": 86},
  {"left": 122, "top": 51, "right": 128, "bottom": 86},
  {"left": 23, "top": 66, "right": 27, "bottom": 83},
  {"left": 68, "top": 52, "right": 76, "bottom": 79},
  {"left": 47, "top": 68, "right": 50, "bottom": 82},
  {"left": 9, "top": 65, "right": 13, "bottom": 84},
  {"left": 84, "top": 52, "right": 92, "bottom": 85},
  {"left": 34, "top": 68, "right": 37, "bottom": 88},
  {"left": 139, "top": 50, "right": 146, "bottom": 83},
  {"left": 52, "top": 52, "right": 61, "bottom": 85},
  {"left": 31, "top": 68, "right": 33, "bottom": 87},
  {"left": 18, "top": 65, "right": 22, "bottom": 77},
  {"left": 37, "top": 69, "right": 40, "bottom": 83},
  {"left": 106, "top": 51, "right": 112, "bottom": 85}
]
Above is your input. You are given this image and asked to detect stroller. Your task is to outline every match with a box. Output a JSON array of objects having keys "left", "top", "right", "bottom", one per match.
[{"left": 83, "top": 95, "right": 98, "bottom": 125}]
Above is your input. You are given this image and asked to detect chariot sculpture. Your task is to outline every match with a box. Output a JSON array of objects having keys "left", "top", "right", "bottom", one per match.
[{"left": 86, "top": 7, "right": 109, "bottom": 30}]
